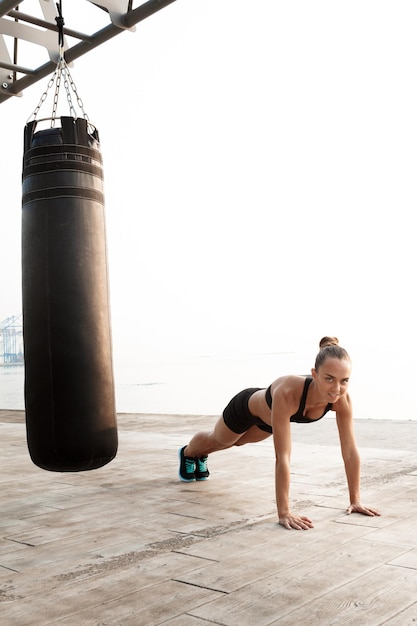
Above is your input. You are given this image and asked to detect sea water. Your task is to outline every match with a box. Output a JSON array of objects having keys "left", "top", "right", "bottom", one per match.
[
  {"left": 1, "top": 351, "right": 415, "bottom": 421},
  {"left": 0, "top": 353, "right": 291, "bottom": 416}
]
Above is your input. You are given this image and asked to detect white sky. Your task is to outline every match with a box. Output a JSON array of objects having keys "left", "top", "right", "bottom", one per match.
[{"left": 1, "top": 1, "right": 417, "bottom": 418}]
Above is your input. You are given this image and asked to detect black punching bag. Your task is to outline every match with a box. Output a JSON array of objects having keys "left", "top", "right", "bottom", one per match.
[{"left": 22, "top": 116, "right": 118, "bottom": 471}]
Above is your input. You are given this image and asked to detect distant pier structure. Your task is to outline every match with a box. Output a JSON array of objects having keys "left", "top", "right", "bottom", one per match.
[{"left": 0, "top": 315, "right": 23, "bottom": 365}]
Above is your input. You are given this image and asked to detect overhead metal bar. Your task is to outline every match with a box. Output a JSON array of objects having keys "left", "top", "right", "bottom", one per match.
[
  {"left": 0, "top": 0, "right": 178, "bottom": 104},
  {"left": 0, "top": 0, "right": 23, "bottom": 18},
  {"left": 6, "top": 10, "right": 94, "bottom": 43}
]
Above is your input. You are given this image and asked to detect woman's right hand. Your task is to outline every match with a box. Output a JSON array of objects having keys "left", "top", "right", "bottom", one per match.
[{"left": 279, "top": 513, "right": 314, "bottom": 530}]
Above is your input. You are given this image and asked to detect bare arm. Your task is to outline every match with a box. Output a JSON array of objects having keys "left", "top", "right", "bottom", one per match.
[
  {"left": 272, "top": 384, "right": 314, "bottom": 530},
  {"left": 336, "top": 396, "right": 381, "bottom": 517},
  {"left": 273, "top": 413, "right": 292, "bottom": 521}
]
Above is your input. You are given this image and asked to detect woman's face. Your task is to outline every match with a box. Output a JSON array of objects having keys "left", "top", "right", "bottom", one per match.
[{"left": 312, "top": 357, "right": 351, "bottom": 403}]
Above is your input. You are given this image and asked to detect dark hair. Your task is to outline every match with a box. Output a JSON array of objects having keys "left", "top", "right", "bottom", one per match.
[{"left": 314, "top": 336, "right": 350, "bottom": 370}]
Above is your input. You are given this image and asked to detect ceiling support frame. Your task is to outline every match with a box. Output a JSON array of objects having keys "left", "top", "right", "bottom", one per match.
[{"left": 0, "top": 0, "right": 177, "bottom": 104}]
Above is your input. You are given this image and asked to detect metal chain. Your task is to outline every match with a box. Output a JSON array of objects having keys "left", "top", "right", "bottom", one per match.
[
  {"left": 27, "top": 50, "right": 89, "bottom": 125},
  {"left": 61, "top": 57, "right": 89, "bottom": 121},
  {"left": 28, "top": 65, "right": 60, "bottom": 123},
  {"left": 50, "top": 53, "right": 62, "bottom": 126},
  {"left": 26, "top": 1, "right": 90, "bottom": 126}
]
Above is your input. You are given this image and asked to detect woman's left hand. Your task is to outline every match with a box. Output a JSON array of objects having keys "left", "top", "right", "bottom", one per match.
[{"left": 346, "top": 502, "right": 381, "bottom": 517}]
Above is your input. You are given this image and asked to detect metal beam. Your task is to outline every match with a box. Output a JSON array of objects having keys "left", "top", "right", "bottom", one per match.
[
  {"left": 0, "top": 0, "right": 178, "bottom": 104},
  {"left": 7, "top": 10, "right": 94, "bottom": 43},
  {"left": 0, "top": 0, "right": 22, "bottom": 19},
  {"left": 121, "top": 0, "right": 176, "bottom": 28}
]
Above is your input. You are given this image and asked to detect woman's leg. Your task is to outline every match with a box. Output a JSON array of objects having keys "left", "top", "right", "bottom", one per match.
[
  {"left": 233, "top": 425, "right": 272, "bottom": 446},
  {"left": 179, "top": 417, "right": 272, "bottom": 481},
  {"left": 184, "top": 416, "right": 241, "bottom": 457},
  {"left": 185, "top": 419, "right": 271, "bottom": 457}
]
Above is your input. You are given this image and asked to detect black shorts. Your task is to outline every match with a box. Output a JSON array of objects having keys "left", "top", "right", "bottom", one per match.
[{"left": 222, "top": 388, "right": 273, "bottom": 434}]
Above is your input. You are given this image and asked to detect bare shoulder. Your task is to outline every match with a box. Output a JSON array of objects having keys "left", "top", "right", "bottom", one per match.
[
  {"left": 270, "top": 375, "right": 305, "bottom": 412},
  {"left": 334, "top": 392, "right": 353, "bottom": 419},
  {"left": 271, "top": 374, "right": 305, "bottom": 393},
  {"left": 334, "top": 393, "right": 356, "bottom": 445}
]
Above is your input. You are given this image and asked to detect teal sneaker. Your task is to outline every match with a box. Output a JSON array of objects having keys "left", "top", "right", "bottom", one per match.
[
  {"left": 195, "top": 456, "right": 210, "bottom": 481},
  {"left": 178, "top": 446, "right": 196, "bottom": 482}
]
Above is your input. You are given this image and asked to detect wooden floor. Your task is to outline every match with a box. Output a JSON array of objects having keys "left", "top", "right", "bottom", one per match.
[{"left": 1, "top": 409, "right": 417, "bottom": 625}]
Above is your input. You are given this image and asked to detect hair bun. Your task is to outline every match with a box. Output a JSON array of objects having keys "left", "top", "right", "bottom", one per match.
[{"left": 319, "top": 336, "right": 339, "bottom": 349}]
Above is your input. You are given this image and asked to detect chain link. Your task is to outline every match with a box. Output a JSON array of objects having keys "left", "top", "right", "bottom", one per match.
[
  {"left": 28, "top": 70, "right": 58, "bottom": 122},
  {"left": 27, "top": 49, "right": 89, "bottom": 125}
]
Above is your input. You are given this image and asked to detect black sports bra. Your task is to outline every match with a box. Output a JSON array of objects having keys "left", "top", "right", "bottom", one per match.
[{"left": 265, "top": 376, "right": 333, "bottom": 423}]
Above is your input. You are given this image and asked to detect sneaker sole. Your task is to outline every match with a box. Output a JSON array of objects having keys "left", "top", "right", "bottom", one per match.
[{"left": 178, "top": 447, "right": 196, "bottom": 482}]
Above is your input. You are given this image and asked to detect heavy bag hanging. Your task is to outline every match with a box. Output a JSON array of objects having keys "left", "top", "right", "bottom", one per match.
[{"left": 22, "top": 116, "right": 118, "bottom": 471}]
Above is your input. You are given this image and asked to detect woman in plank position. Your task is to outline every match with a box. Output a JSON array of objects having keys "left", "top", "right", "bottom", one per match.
[{"left": 178, "top": 336, "right": 380, "bottom": 530}]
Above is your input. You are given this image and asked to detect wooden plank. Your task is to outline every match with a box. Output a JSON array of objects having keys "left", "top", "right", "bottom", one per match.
[
  {"left": 188, "top": 541, "right": 411, "bottom": 625},
  {"left": 268, "top": 565, "right": 417, "bottom": 625},
  {"left": 178, "top": 512, "right": 369, "bottom": 573},
  {"left": 382, "top": 603, "right": 417, "bottom": 625},
  {"left": 1, "top": 569, "right": 222, "bottom": 625},
  {"left": 388, "top": 548, "right": 417, "bottom": 570},
  {"left": 0, "top": 551, "right": 212, "bottom": 620}
]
